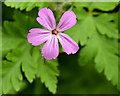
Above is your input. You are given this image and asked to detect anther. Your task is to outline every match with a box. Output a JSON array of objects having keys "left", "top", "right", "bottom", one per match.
[{"left": 52, "top": 29, "right": 58, "bottom": 35}]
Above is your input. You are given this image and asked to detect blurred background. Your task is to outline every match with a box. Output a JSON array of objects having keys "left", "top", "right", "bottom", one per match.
[{"left": 2, "top": 1, "right": 120, "bottom": 94}]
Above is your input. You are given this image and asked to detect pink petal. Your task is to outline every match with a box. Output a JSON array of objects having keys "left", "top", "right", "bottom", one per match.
[
  {"left": 27, "top": 28, "right": 51, "bottom": 46},
  {"left": 37, "top": 8, "right": 56, "bottom": 31},
  {"left": 56, "top": 11, "right": 77, "bottom": 32},
  {"left": 57, "top": 33, "right": 79, "bottom": 55},
  {"left": 42, "top": 35, "right": 59, "bottom": 60}
]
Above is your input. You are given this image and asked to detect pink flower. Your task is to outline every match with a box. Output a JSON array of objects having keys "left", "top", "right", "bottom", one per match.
[{"left": 27, "top": 8, "right": 79, "bottom": 60}]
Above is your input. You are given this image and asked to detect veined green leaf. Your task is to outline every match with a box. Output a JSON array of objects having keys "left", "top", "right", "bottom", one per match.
[
  {"left": 2, "top": 11, "right": 39, "bottom": 93},
  {"left": 94, "top": 14, "right": 118, "bottom": 39},
  {"left": 32, "top": 47, "right": 59, "bottom": 94},
  {"left": 67, "top": 4, "right": 119, "bottom": 87},
  {"left": 2, "top": 11, "right": 40, "bottom": 53},
  {"left": 65, "top": 14, "right": 96, "bottom": 45},
  {"left": 2, "top": 47, "right": 36, "bottom": 93},
  {"left": 3, "top": 10, "right": 60, "bottom": 94},
  {"left": 2, "top": 50, "right": 23, "bottom": 93},
  {"left": 4, "top": 1, "right": 45, "bottom": 11},
  {"left": 66, "top": 7, "right": 118, "bottom": 47},
  {"left": 79, "top": 32, "right": 118, "bottom": 86}
]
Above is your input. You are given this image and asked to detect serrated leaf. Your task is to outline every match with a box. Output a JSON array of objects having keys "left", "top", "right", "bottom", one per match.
[
  {"left": 2, "top": 11, "right": 40, "bottom": 53},
  {"left": 21, "top": 47, "right": 36, "bottom": 83},
  {"left": 65, "top": 7, "right": 118, "bottom": 46},
  {"left": 2, "top": 48, "right": 36, "bottom": 93},
  {"left": 39, "top": 60, "right": 59, "bottom": 94},
  {"left": 95, "top": 14, "right": 118, "bottom": 39},
  {"left": 74, "top": 2, "right": 118, "bottom": 11},
  {"left": 67, "top": 5, "right": 119, "bottom": 86},
  {"left": 79, "top": 32, "right": 118, "bottom": 86},
  {"left": 22, "top": 49, "right": 36, "bottom": 83},
  {"left": 4, "top": 1, "right": 45, "bottom": 11},
  {"left": 65, "top": 13, "right": 96, "bottom": 45},
  {"left": 32, "top": 47, "right": 59, "bottom": 94},
  {"left": 2, "top": 21, "right": 25, "bottom": 52},
  {"left": 2, "top": 51, "right": 23, "bottom": 93},
  {"left": 2, "top": 11, "right": 39, "bottom": 93},
  {"left": 3, "top": 10, "right": 60, "bottom": 94}
]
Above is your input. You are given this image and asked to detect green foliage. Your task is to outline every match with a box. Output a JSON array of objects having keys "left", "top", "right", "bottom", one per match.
[
  {"left": 65, "top": 14, "right": 96, "bottom": 45},
  {"left": 4, "top": 1, "right": 48, "bottom": 11},
  {"left": 95, "top": 14, "right": 118, "bottom": 38},
  {"left": 65, "top": 2, "right": 118, "bottom": 86},
  {"left": 38, "top": 59, "right": 59, "bottom": 94},
  {"left": 2, "top": 48, "right": 36, "bottom": 93},
  {"left": 66, "top": 9, "right": 118, "bottom": 45},
  {"left": 2, "top": 11, "right": 37, "bottom": 93},
  {"left": 32, "top": 47, "right": 59, "bottom": 94},
  {"left": 89, "top": 2, "right": 118, "bottom": 11},
  {"left": 2, "top": 2, "right": 119, "bottom": 94},
  {"left": 2, "top": 11, "right": 59, "bottom": 94},
  {"left": 79, "top": 32, "right": 118, "bottom": 85},
  {"left": 2, "top": 10, "right": 39, "bottom": 52},
  {"left": 3, "top": 50, "right": 23, "bottom": 93},
  {"left": 74, "top": 2, "right": 118, "bottom": 11}
]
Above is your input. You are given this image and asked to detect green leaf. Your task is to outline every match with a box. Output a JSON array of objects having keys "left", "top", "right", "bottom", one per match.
[
  {"left": 2, "top": 47, "right": 36, "bottom": 93},
  {"left": 2, "top": 11, "right": 40, "bottom": 53},
  {"left": 2, "top": 50, "right": 23, "bottom": 93},
  {"left": 65, "top": 8, "right": 118, "bottom": 46},
  {"left": 74, "top": 2, "right": 118, "bottom": 11},
  {"left": 74, "top": 2, "right": 90, "bottom": 8},
  {"left": 73, "top": 7, "right": 88, "bottom": 20},
  {"left": 65, "top": 14, "right": 96, "bottom": 45},
  {"left": 3, "top": 10, "right": 60, "bottom": 94},
  {"left": 2, "top": 11, "right": 39, "bottom": 93},
  {"left": 21, "top": 47, "right": 36, "bottom": 83},
  {"left": 39, "top": 59, "right": 59, "bottom": 94},
  {"left": 2, "top": 10, "right": 37, "bottom": 84},
  {"left": 2, "top": 30, "right": 24, "bottom": 52},
  {"left": 66, "top": 6, "right": 118, "bottom": 86},
  {"left": 32, "top": 47, "right": 59, "bottom": 94},
  {"left": 4, "top": 1, "right": 45, "bottom": 11},
  {"left": 2, "top": 20, "right": 24, "bottom": 52},
  {"left": 95, "top": 14, "right": 118, "bottom": 39},
  {"left": 79, "top": 32, "right": 118, "bottom": 86},
  {"left": 89, "top": 2, "right": 118, "bottom": 11}
]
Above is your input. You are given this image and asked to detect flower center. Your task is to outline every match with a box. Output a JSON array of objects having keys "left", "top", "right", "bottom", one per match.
[{"left": 52, "top": 29, "right": 58, "bottom": 35}]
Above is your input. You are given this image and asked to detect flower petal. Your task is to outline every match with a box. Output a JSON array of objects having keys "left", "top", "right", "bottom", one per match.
[
  {"left": 27, "top": 28, "right": 51, "bottom": 46},
  {"left": 57, "top": 33, "right": 79, "bottom": 55},
  {"left": 56, "top": 11, "right": 77, "bottom": 31},
  {"left": 42, "top": 35, "right": 59, "bottom": 60},
  {"left": 37, "top": 8, "right": 56, "bottom": 31}
]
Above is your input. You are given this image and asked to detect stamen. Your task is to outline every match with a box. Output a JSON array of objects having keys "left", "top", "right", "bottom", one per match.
[{"left": 52, "top": 29, "right": 58, "bottom": 35}]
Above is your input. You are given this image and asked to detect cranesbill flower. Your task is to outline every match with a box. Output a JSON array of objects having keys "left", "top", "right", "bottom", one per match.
[{"left": 27, "top": 8, "right": 79, "bottom": 60}]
